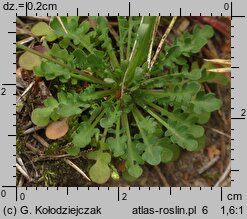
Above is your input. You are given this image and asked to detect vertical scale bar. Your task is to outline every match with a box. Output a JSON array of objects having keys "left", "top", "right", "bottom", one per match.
[
  {"left": 230, "top": 1, "right": 233, "bottom": 20},
  {"left": 129, "top": 1, "right": 130, "bottom": 16}
]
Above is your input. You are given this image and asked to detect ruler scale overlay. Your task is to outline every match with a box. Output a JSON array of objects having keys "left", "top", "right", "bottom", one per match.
[{"left": 0, "top": 0, "right": 246, "bottom": 218}]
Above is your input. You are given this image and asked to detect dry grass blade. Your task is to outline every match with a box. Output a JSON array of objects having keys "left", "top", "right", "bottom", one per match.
[
  {"left": 56, "top": 16, "right": 68, "bottom": 34},
  {"left": 150, "top": 16, "right": 177, "bottom": 69},
  {"left": 214, "top": 162, "right": 231, "bottom": 187},
  {"left": 16, "top": 81, "right": 35, "bottom": 104},
  {"left": 64, "top": 158, "right": 91, "bottom": 182},
  {"left": 17, "top": 36, "right": 35, "bottom": 45},
  {"left": 206, "top": 127, "right": 231, "bottom": 139},
  {"left": 154, "top": 166, "right": 170, "bottom": 187},
  {"left": 16, "top": 163, "right": 32, "bottom": 182},
  {"left": 198, "top": 155, "right": 220, "bottom": 175},
  {"left": 25, "top": 142, "right": 43, "bottom": 155},
  {"left": 204, "top": 59, "right": 231, "bottom": 66},
  {"left": 23, "top": 126, "right": 43, "bottom": 135},
  {"left": 207, "top": 68, "right": 231, "bottom": 73},
  {"left": 32, "top": 133, "right": 49, "bottom": 148},
  {"left": 147, "top": 16, "right": 161, "bottom": 69}
]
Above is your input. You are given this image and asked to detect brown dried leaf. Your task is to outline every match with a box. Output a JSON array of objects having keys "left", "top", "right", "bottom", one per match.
[{"left": 45, "top": 118, "right": 69, "bottom": 140}]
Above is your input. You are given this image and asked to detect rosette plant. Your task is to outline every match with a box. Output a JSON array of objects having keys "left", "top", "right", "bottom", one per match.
[{"left": 17, "top": 16, "right": 225, "bottom": 184}]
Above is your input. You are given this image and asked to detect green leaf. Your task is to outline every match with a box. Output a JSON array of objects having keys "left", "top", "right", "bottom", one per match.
[
  {"left": 31, "top": 22, "right": 51, "bottom": 36},
  {"left": 34, "top": 61, "right": 71, "bottom": 82},
  {"left": 161, "top": 148, "right": 173, "bottom": 163},
  {"left": 132, "top": 108, "right": 163, "bottom": 165},
  {"left": 100, "top": 106, "right": 121, "bottom": 129},
  {"left": 138, "top": 139, "right": 163, "bottom": 165},
  {"left": 125, "top": 17, "right": 157, "bottom": 84},
  {"left": 44, "top": 97, "right": 59, "bottom": 108},
  {"left": 87, "top": 151, "right": 111, "bottom": 184},
  {"left": 66, "top": 146, "right": 80, "bottom": 156},
  {"left": 117, "top": 16, "right": 128, "bottom": 61},
  {"left": 50, "top": 16, "right": 94, "bottom": 53},
  {"left": 197, "top": 112, "right": 211, "bottom": 124},
  {"left": 157, "top": 138, "right": 181, "bottom": 163},
  {"left": 46, "top": 31, "right": 58, "bottom": 42},
  {"left": 125, "top": 149, "right": 144, "bottom": 178},
  {"left": 19, "top": 52, "right": 41, "bottom": 70},
  {"left": 200, "top": 67, "right": 229, "bottom": 85},
  {"left": 165, "top": 123, "right": 198, "bottom": 151},
  {"left": 175, "top": 25, "right": 214, "bottom": 56},
  {"left": 49, "top": 44, "right": 71, "bottom": 62},
  {"left": 185, "top": 69, "right": 202, "bottom": 80},
  {"left": 94, "top": 17, "right": 119, "bottom": 68},
  {"left": 107, "top": 135, "right": 127, "bottom": 157},
  {"left": 145, "top": 108, "right": 199, "bottom": 151},
  {"left": 138, "top": 116, "right": 158, "bottom": 134},
  {"left": 57, "top": 104, "right": 82, "bottom": 117},
  {"left": 72, "top": 122, "right": 99, "bottom": 148},
  {"left": 192, "top": 91, "right": 222, "bottom": 114},
  {"left": 87, "top": 53, "right": 105, "bottom": 71},
  {"left": 73, "top": 48, "right": 87, "bottom": 68},
  {"left": 127, "top": 164, "right": 143, "bottom": 178},
  {"left": 79, "top": 87, "right": 113, "bottom": 102},
  {"left": 167, "top": 110, "right": 205, "bottom": 138},
  {"left": 31, "top": 108, "right": 53, "bottom": 127},
  {"left": 31, "top": 22, "right": 57, "bottom": 42},
  {"left": 122, "top": 171, "right": 138, "bottom": 182},
  {"left": 143, "top": 82, "right": 201, "bottom": 106},
  {"left": 89, "top": 161, "right": 111, "bottom": 184}
]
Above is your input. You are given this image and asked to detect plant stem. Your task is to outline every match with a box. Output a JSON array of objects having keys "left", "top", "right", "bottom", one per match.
[
  {"left": 122, "top": 113, "right": 132, "bottom": 147},
  {"left": 91, "top": 109, "right": 105, "bottom": 128},
  {"left": 139, "top": 89, "right": 169, "bottom": 98},
  {"left": 132, "top": 107, "right": 149, "bottom": 142},
  {"left": 16, "top": 43, "right": 109, "bottom": 86},
  {"left": 146, "top": 102, "right": 171, "bottom": 118},
  {"left": 100, "top": 128, "right": 108, "bottom": 149},
  {"left": 116, "top": 115, "right": 121, "bottom": 139},
  {"left": 106, "top": 44, "right": 119, "bottom": 69},
  {"left": 140, "top": 105, "right": 170, "bottom": 129},
  {"left": 142, "top": 72, "right": 185, "bottom": 85},
  {"left": 132, "top": 106, "right": 155, "bottom": 160},
  {"left": 88, "top": 107, "right": 103, "bottom": 124}
]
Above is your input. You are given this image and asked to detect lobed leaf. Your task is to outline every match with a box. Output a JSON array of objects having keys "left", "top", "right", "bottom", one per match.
[
  {"left": 72, "top": 121, "right": 99, "bottom": 148},
  {"left": 192, "top": 91, "right": 223, "bottom": 114}
]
